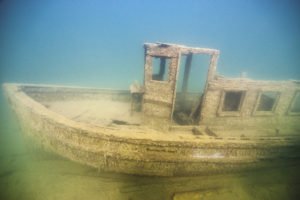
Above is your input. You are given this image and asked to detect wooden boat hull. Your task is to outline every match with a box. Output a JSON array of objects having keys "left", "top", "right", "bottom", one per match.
[{"left": 3, "top": 83, "right": 300, "bottom": 176}]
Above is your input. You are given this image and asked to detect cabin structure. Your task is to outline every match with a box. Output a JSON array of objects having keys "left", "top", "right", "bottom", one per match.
[{"left": 141, "top": 43, "right": 300, "bottom": 134}]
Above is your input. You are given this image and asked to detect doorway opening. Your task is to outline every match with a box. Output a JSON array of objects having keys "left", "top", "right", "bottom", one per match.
[{"left": 172, "top": 53, "right": 210, "bottom": 125}]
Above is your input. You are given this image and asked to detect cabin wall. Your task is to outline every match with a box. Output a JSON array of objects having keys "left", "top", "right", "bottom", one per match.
[
  {"left": 200, "top": 77, "right": 300, "bottom": 131},
  {"left": 142, "top": 43, "right": 220, "bottom": 130},
  {"left": 142, "top": 45, "right": 180, "bottom": 130}
]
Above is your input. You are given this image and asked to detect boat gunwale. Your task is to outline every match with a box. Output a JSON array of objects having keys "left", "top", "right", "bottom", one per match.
[
  {"left": 3, "top": 82, "right": 300, "bottom": 176},
  {"left": 3, "top": 83, "right": 299, "bottom": 149}
]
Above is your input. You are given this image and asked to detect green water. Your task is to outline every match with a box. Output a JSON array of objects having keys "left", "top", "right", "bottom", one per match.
[
  {"left": 1, "top": 1, "right": 300, "bottom": 199},
  {"left": 0, "top": 89, "right": 300, "bottom": 200}
]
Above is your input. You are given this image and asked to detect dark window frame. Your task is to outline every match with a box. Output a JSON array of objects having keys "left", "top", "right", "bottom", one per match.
[
  {"left": 218, "top": 90, "right": 246, "bottom": 117},
  {"left": 253, "top": 91, "right": 280, "bottom": 116},
  {"left": 288, "top": 90, "right": 300, "bottom": 115},
  {"left": 151, "top": 56, "right": 171, "bottom": 82}
]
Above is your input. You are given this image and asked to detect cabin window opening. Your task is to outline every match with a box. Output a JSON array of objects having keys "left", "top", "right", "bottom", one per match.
[
  {"left": 290, "top": 91, "right": 300, "bottom": 113},
  {"left": 256, "top": 91, "right": 279, "bottom": 111},
  {"left": 152, "top": 57, "right": 170, "bottom": 81},
  {"left": 172, "top": 54, "right": 210, "bottom": 125},
  {"left": 222, "top": 91, "right": 244, "bottom": 111}
]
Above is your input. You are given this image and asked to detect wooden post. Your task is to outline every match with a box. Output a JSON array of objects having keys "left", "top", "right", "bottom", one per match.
[
  {"left": 207, "top": 53, "right": 219, "bottom": 82},
  {"left": 159, "top": 57, "right": 166, "bottom": 80},
  {"left": 181, "top": 53, "right": 193, "bottom": 103}
]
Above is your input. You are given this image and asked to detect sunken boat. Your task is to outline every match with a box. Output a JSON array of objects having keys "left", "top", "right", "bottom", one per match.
[{"left": 3, "top": 43, "right": 300, "bottom": 176}]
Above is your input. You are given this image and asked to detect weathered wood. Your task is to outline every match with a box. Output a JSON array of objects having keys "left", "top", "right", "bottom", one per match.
[
  {"left": 207, "top": 53, "right": 219, "bottom": 82},
  {"left": 181, "top": 53, "right": 193, "bottom": 103},
  {"left": 4, "top": 83, "right": 300, "bottom": 177},
  {"left": 144, "top": 42, "right": 220, "bottom": 55}
]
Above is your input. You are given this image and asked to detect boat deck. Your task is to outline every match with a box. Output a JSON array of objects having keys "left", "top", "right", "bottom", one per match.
[
  {"left": 17, "top": 84, "right": 300, "bottom": 141},
  {"left": 39, "top": 99, "right": 299, "bottom": 142},
  {"left": 42, "top": 99, "right": 142, "bottom": 126}
]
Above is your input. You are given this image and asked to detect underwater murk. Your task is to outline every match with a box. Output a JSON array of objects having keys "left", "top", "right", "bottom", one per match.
[{"left": 1, "top": 1, "right": 300, "bottom": 200}]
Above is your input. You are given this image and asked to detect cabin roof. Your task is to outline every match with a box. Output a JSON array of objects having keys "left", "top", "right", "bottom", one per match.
[{"left": 144, "top": 42, "right": 220, "bottom": 55}]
